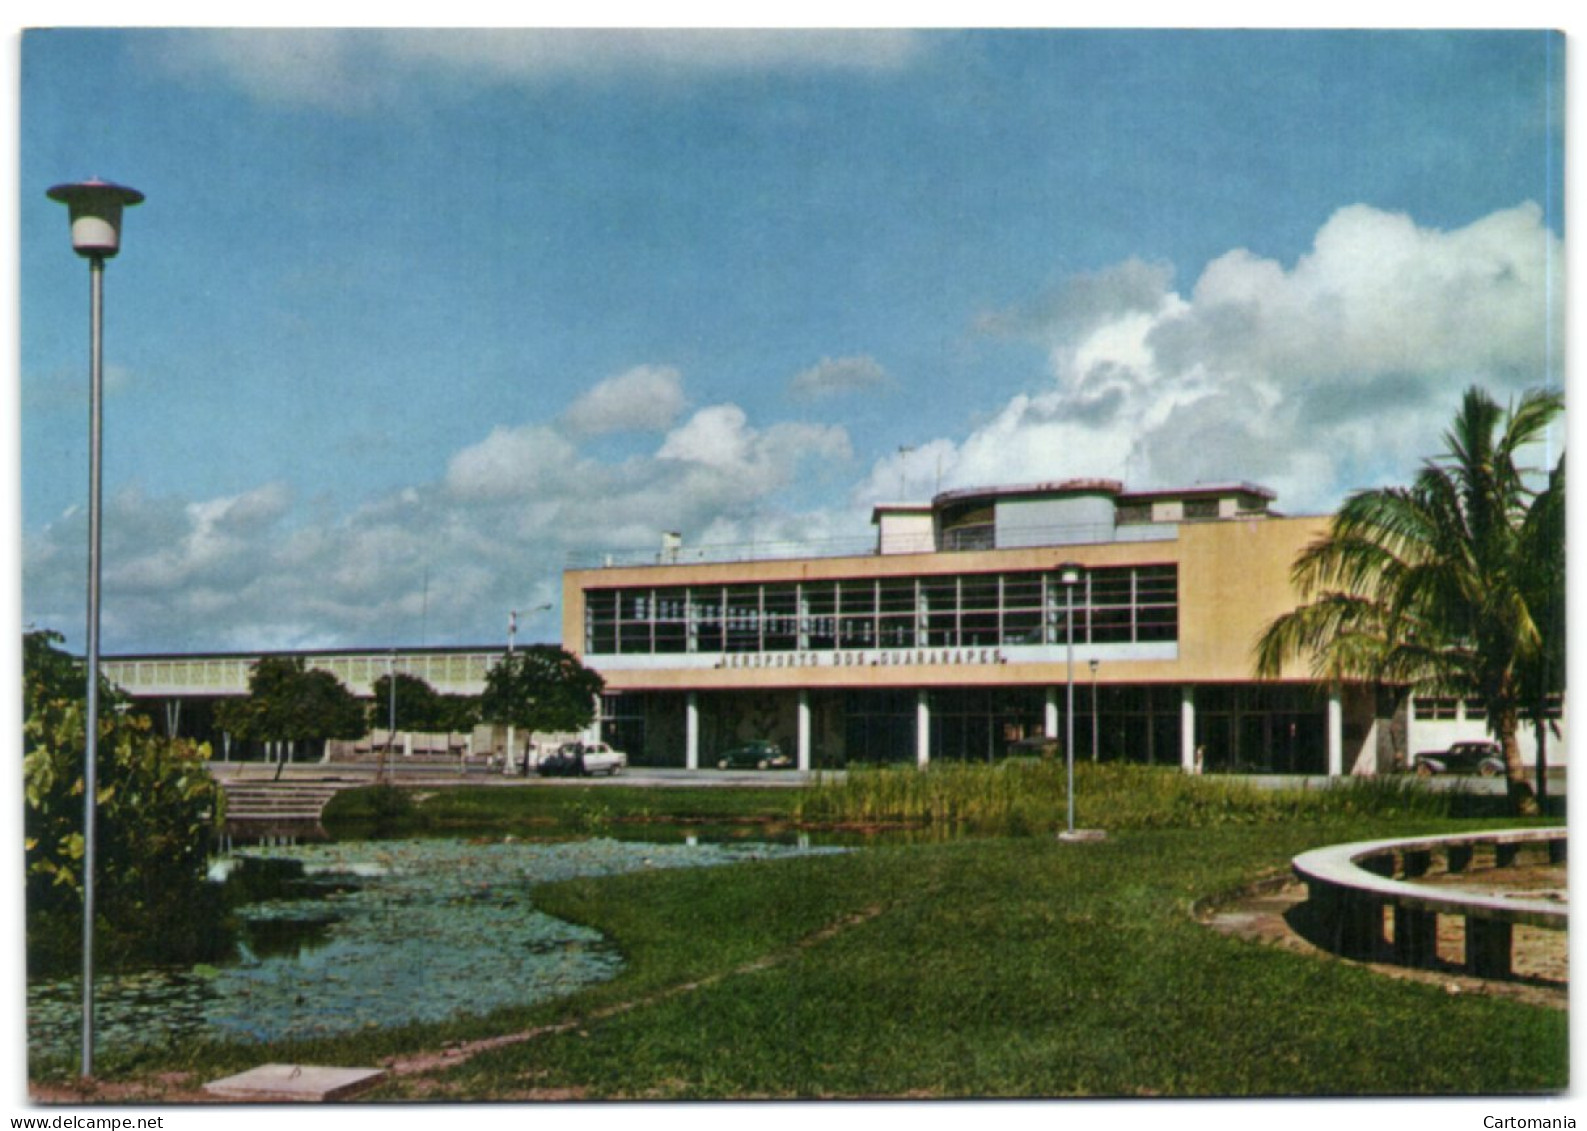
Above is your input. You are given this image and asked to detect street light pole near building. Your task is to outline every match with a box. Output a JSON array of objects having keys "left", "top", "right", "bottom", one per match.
[
  {"left": 1059, "top": 563, "right": 1081, "bottom": 835},
  {"left": 505, "top": 604, "right": 553, "bottom": 772},
  {"left": 1090, "top": 658, "right": 1100, "bottom": 763},
  {"left": 47, "top": 178, "right": 144, "bottom": 1080},
  {"left": 1057, "top": 563, "right": 1106, "bottom": 843},
  {"left": 386, "top": 650, "right": 398, "bottom": 783}
]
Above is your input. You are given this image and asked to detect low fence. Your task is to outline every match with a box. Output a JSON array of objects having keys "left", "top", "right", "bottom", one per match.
[{"left": 1291, "top": 828, "right": 1566, "bottom": 978}]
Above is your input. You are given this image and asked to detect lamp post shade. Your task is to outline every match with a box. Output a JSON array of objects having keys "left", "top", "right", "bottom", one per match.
[{"left": 47, "top": 179, "right": 145, "bottom": 258}]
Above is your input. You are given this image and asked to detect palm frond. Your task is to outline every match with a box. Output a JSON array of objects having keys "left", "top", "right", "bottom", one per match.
[{"left": 1254, "top": 384, "right": 1564, "bottom": 771}]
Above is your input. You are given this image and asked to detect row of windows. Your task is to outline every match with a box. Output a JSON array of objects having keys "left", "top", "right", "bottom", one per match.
[
  {"left": 585, "top": 565, "right": 1178, "bottom": 655},
  {"left": 1415, "top": 693, "right": 1565, "bottom": 721},
  {"left": 105, "top": 652, "right": 499, "bottom": 693}
]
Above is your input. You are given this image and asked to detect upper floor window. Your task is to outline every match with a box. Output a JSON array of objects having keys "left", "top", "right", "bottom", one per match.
[{"left": 584, "top": 563, "right": 1178, "bottom": 656}]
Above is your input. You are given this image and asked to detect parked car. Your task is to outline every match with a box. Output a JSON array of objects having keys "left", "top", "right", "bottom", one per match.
[
  {"left": 1005, "top": 736, "right": 1061, "bottom": 761},
  {"left": 1413, "top": 740, "right": 1505, "bottom": 777},
  {"left": 537, "top": 741, "right": 627, "bottom": 777},
  {"left": 535, "top": 745, "right": 583, "bottom": 776},
  {"left": 716, "top": 740, "right": 793, "bottom": 770}
]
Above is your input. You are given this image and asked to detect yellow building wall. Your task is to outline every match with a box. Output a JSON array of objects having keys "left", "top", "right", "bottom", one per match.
[{"left": 563, "top": 514, "right": 1331, "bottom": 693}]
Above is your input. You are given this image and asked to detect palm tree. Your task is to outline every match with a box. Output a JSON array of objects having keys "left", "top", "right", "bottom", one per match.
[
  {"left": 1255, "top": 386, "right": 1564, "bottom": 813},
  {"left": 1515, "top": 453, "right": 1566, "bottom": 807}
]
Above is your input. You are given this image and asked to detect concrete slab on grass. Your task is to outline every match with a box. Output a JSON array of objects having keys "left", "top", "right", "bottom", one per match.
[{"left": 204, "top": 1063, "right": 387, "bottom": 1101}]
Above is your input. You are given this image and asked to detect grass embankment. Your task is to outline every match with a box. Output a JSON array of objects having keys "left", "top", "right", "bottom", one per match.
[
  {"left": 50, "top": 768, "right": 1566, "bottom": 1097},
  {"left": 324, "top": 781, "right": 801, "bottom": 836}
]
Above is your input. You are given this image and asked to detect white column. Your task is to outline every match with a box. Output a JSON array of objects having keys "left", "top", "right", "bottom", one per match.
[
  {"left": 797, "top": 690, "right": 812, "bottom": 772},
  {"left": 1045, "top": 686, "right": 1059, "bottom": 739},
  {"left": 916, "top": 689, "right": 931, "bottom": 769},
  {"left": 1181, "top": 685, "right": 1198, "bottom": 773},
  {"left": 686, "top": 692, "right": 700, "bottom": 770},
  {"left": 1327, "top": 684, "right": 1344, "bottom": 777}
]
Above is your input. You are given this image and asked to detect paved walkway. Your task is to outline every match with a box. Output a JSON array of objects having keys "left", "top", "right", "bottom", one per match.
[
  {"left": 1198, "top": 867, "right": 1567, "bottom": 1010},
  {"left": 210, "top": 761, "right": 838, "bottom": 789}
]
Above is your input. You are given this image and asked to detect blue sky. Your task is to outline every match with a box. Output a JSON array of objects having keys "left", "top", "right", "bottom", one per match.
[{"left": 18, "top": 27, "right": 1566, "bottom": 655}]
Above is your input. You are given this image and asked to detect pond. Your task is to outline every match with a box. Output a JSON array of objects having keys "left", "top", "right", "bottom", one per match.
[{"left": 27, "top": 835, "right": 841, "bottom": 1065}]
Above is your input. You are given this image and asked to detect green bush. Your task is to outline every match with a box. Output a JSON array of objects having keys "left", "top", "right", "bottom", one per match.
[
  {"left": 322, "top": 783, "right": 426, "bottom": 835},
  {"left": 24, "top": 696, "right": 230, "bottom": 976},
  {"left": 24, "top": 630, "right": 231, "bottom": 975}
]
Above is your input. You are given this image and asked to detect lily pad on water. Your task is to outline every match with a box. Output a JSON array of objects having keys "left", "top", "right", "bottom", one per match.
[{"left": 27, "top": 835, "right": 840, "bottom": 1063}]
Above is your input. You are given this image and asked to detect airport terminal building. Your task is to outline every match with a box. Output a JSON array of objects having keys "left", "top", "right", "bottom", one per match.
[
  {"left": 567, "top": 478, "right": 1446, "bottom": 774},
  {"left": 101, "top": 477, "right": 1562, "bottom": 775}
]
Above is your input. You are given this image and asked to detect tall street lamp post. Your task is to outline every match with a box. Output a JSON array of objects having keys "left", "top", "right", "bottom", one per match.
[{"left": 47, "top": 178, "right": 144, "bottom": 1079}]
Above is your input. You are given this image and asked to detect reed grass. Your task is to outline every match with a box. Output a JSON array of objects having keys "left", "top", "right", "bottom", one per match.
[{"left": 793, "top": 761, "right": 1457, "bottom": 834}]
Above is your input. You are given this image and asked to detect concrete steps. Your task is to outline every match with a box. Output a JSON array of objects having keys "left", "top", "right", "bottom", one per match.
[{"left": 218, "top": 779, "right": 350, "bottom": 823}]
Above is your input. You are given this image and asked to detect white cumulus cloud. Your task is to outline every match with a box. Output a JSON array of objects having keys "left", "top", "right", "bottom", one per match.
[
  {"left": 561, "top": 365, "right": 686, "bottom": 436},
  {"left": 861, "top": 202, "right": 1562, "bottom": 515},
  {"left": 789, "top": 355, "right": 892, "bottom": 400},
  {"left": 25, "top": 203, "right": 1559, "bottom": 654},
  {"left": 443, "top": 424, "right": 585, "bottom": 501},
  {"left": 144, "top": 29, "right": 934, "bottom": 110}
]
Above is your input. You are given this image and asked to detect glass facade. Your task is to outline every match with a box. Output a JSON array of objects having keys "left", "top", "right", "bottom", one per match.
[
  {"left": 584, "top": 564, "right": 1178, "bottom": 656},
  {"left": 1194, "top": 685, "right": 1328, "bottom": 774}
]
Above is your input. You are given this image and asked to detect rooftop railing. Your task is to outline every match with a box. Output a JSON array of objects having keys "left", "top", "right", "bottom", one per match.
[{"left": 566, "top": 518, "right": 1179, "bottom": 570}]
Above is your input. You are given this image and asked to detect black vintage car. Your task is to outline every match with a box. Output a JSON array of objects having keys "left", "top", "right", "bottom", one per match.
[
  {"left": 715, "top": 740, "right": 793, "bottom": 770},
  {"left": 1413, "top": 741, "right": 1506, "bottom": 777}
]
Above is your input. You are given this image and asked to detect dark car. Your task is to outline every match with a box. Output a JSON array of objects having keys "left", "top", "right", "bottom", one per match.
[
  {"left": 1413, "top": 741, "right": 1505, "bottom": 777},
  {"left": 536, "top": 745, "right": 586, "bottom": 777},
  {"left": 1005, "top": 736, "right": 1061, "bottom": 761},
  {"left": 537, "top": 741, "right": 627, "bottom": 777},
  {"left": 716, "top": 740, "right": 793, "bottom": 770}
]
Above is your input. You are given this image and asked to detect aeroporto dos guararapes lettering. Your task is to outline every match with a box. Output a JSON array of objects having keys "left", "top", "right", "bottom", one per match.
[{"left": 718, "top": 648, "right": 1006, "bottom": 670}]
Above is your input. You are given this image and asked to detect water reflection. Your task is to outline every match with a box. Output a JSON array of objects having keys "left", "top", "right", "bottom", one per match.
[
  {"left": 215, "top": 819, "right": 329, "bottom": 851},
  {"left": 27, "top": 835, "right": 842, "bottom": 1065}
]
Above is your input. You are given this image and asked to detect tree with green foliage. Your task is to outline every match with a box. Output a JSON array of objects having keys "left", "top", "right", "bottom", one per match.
[
  {"left": 370, "top": 670, "right": 445, "bottom": 733},
  {"left": 1514, "top": 453, "right": 1566, "bottom": 807},
  {"left": 224, "top": 655, "right": 367, "bottom": 764},
  {"left": 22, "top": 629, "right": 227, "bottom": 975},
  {"left": 1255, "top": 386, "right": 1564, "bottom": 814},
  {"left": 438, "top": 693, "right": 481, "bottom": 736},
  {"left": 480, "top": 645, "right": 604, "bottom": 738}
]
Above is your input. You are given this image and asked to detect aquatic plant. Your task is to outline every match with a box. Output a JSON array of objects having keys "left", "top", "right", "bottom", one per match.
[{"left": 26, "top": 835, "right": 838, "bottom": 1066}]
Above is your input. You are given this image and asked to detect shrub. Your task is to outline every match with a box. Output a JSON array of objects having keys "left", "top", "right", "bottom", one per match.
[
  {"left": 24, "top": 691, "right": 230, "bottom": 976},
  {"left": 322, "top": 783, "right": 426, "bottom": 836}
]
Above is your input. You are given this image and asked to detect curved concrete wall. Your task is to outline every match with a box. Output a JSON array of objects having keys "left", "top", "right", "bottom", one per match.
[{"left": 996, "top": 494, "right": 1117, "bottom": 548}]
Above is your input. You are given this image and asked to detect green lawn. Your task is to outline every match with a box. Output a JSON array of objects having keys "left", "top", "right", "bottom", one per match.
[
  {"left": 45, "top": 775, "right": 1567, "bottom": 1097},
  {"left": 423, "top": 822, "right": 1565, "bottom": 1098}
]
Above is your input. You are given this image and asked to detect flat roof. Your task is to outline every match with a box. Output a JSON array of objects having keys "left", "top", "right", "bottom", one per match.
[
  {"left": 104, "top": 644, "right": 509, "bottom": 663},
  {"left": 870, "top": 501, "right": 935, "bottom": 524},
  {"left": 932, "top": 479, "right": 1125, "bottom": 507},
  {"left": 1117, "top": 481, "right": 1276, "bottom": 502},
  {"left": 929, "top": 478, "right": 1277, "bottom": 510}
]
